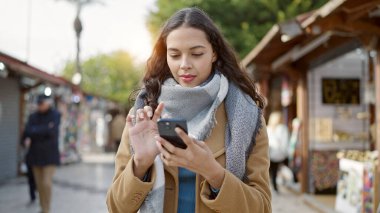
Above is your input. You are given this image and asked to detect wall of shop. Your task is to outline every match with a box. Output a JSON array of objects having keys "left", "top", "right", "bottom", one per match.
[
  {"left": 308, "top": 49, "right": 370, "bottom": 150},
  {"left": 307, "top": 48, "right": 371, "bottom": 194},
  {"left": 0, "top": 78, "right": 20, "bottom": 181}
]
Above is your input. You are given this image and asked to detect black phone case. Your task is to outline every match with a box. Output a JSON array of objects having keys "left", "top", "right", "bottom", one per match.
[{"left": 157, "top": 119, "right": 188, "bottom": 149}]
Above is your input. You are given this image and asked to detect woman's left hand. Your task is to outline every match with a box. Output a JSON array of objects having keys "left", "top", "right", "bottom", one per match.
[{"left": 156, "top": 128, "right": 225, "bottom": 189}]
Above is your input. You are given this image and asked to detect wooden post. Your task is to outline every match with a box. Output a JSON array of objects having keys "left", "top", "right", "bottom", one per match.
[
  {"left": 297, "top": 71, "right": 309, "bottom": 193},
  {"left": 18, "top": 88, "right": 26, "bottom": 176},
  {"left": 375, "top": 50, "right": 380, "bottom": 211}
]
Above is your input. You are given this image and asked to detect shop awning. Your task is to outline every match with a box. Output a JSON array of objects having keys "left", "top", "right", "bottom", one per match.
[
  {"left": 0, "top": 51, "right": 68, "bottom": 87},
  {"left": 242, "top": 0, "right": 380, "bottom": 72}
]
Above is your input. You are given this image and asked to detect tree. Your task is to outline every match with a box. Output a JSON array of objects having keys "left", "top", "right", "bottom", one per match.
[
  {"left": 147, "top": 0, "right": 328, "bottom": 58},
  {"left": 60, "top": 51, "right": 143, "bottom": 106}
]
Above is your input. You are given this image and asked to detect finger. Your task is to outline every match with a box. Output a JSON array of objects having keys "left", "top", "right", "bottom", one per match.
[
  {"left": 163, "top": 154, "right": 189, "bottom": 168},
  {"left": 156, "top": 140, "right": 172, "bottom": 157},
  {"left": 175, "top": 127, "right": 195, "bottom": 147},
  {"left": 152, "top": 103, "right": 164, "bottom": 122},
  {"left": 196, "top": 140, "right": 208, "bottom": 149},
  {"left": 135, "top": 109, "right": 145, "bottom": 122},
  {"left": 143, "top": 105, "right": 153, "bottom": 118},
  {"left": 155, "top": 136, "right": 182, "bottom": 155},
  {"left": 125, "top": 114, "right": 134, "bottom": 129},
  {"left": 160, "top": 153, "right": 172, "bottom": 166},
  {"left": 157, "top": 142, "right": 175, "bottom": 166},
  {"left": 158, "top": 144, "right": 187, "bottom": 167}
]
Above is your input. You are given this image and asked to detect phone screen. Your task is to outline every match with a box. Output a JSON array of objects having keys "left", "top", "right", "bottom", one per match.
[{"left": 157, "top": 118, "right": 188, "bottom": 149}]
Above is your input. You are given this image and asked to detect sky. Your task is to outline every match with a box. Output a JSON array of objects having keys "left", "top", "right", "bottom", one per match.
[{"left": 0, "top": 0, "right": 156, "bottom": 74}]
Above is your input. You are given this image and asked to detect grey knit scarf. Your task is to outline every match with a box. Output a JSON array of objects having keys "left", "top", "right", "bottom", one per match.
[
  {"left": 134, "top": 72, "right": 262, "bottom": 213},
  {"left": 158, "top": 72, "right": 229, "bottom": 141}
]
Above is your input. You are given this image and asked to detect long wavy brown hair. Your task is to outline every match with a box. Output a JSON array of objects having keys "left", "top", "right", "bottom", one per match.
[{"left": 142, "top": 7, "right": 265, "bottom": 110}]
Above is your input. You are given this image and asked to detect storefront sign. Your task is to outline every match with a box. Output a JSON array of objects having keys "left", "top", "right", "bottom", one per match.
[{"left": 322, "top": 78, "right": 360, "bottom": 104}]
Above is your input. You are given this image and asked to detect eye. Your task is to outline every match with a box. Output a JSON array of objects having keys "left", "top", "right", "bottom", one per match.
[
  {"left": 192, "top": 53, "right": 204, "bottom": 57},
  {"left": 169, "top": 54, "right": 180, "bottom": 59}
]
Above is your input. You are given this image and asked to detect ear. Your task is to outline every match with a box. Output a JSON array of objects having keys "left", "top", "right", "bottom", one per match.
[{"left": 212, "top": 52, "right": 217, "bottom": 63}]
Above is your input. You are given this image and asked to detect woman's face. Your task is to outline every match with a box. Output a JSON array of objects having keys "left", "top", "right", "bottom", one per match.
[{"left": 166, "top": 26, "right": 216, "bottom": 87}]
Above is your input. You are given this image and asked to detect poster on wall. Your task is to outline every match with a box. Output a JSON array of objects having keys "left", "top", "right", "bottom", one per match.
[{"left": 313, "top": 118, "right": 333, "bottom": 142}]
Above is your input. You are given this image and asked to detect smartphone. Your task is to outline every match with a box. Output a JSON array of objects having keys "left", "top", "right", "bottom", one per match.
[{"left": 157, "top": 118, "right": 188, "bottom": 149}]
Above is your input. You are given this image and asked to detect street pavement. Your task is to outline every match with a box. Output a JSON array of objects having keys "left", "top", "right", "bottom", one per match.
[
  {"left": 272, "top": 185, "right": 321, "bottom": 213},
  {"left": 0, "top": 154, "right": 114, "bottom": 213},
  {"left": 0, "top": 153, "right": 320, "bottom": 213}
]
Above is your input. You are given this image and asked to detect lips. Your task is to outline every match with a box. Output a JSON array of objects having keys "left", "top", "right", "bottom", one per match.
[{"left": 179, "top": 74, "right": 196, "bottom": 83}]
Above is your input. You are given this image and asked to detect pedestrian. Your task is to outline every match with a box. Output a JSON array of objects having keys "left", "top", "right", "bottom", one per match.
[
  {"left": 23, "top": 94, "right": 61, "bottom": 213},
  {"left": 106, "top": 7, "right": 271, "bottom": 213},
  {"left": 267, "top": 111, "right": 289, "bottom": 193},
  {"left": 20, "top": 136, "right": 37, "bottom": 205},
  {"left": 288, "top": 118, "right": 302, "bottom": 183}
]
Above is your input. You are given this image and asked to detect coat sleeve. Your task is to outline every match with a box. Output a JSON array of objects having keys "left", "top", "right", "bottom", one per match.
[
  {"left": 106, "top": 123, "right": 156, "bottom": 213},
  {"left": 200, "top": 116, "right": 272, "bottom": 213},
  {"left": 21, "top": 115, "right": 33, "bottom": 147}
]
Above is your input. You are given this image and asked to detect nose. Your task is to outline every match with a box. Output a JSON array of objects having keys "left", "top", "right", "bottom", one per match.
[{"left": 180, "top": 57, "right": 192, "bottom": 70}]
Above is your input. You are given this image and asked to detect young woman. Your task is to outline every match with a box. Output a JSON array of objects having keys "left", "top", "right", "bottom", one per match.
[{"left": 106, "top": 7, "right": 271, "bottom": 213}]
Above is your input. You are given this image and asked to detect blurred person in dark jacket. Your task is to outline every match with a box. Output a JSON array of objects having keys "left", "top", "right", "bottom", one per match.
[
  {"left": 23, "top": 94, "right": 61, "bottom": 213},
  {"left": 20, "top": 136, "right": 37, "bottom": 205}
]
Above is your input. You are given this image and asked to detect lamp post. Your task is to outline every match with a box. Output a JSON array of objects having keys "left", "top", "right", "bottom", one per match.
[
  {"left": 72, "top": 3, "right": 83, "bottom": 85},
  {"left": 64, "top": 0, "right": 103, "bottom": 85}
]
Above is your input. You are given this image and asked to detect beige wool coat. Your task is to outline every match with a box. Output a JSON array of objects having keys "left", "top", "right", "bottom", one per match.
[{"left": 106, "top": 103, "right": 272, "bottom": 213}]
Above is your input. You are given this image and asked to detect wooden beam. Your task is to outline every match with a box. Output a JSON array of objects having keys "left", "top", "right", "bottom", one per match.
[
  {"left": 305, "top": 14, "right": 345, "bottom": 35},
  {"left": 348, "top": 21, "right": 380, "bottom": 37},
  {"left": 296, "top": 71, "right": 309, "bottom": 193},
  {"left": 301, "top": 0, "right": 345, "bottom": 28},
  {"left": 305, "top": 4, "right": 380, "bottom": 37},
  {"left": 375, "top": 47, "right": 380, "bottom": 212},
  {"left": 357, "top": 35, "right": 379, "bottom": 51},
  {"left": 294, "top": 36, "right": 352, "bottom": 69},
  {"left": 342, "top": 0, "right": 380, "bottom": 22}
]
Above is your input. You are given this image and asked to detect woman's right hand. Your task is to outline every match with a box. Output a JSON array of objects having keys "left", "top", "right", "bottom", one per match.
[{"left": 126, "top": 103, "right": 164, "bottom": 178}]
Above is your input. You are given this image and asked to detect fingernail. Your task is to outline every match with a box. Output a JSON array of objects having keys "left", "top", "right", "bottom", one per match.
[
  {"left": 139, "top": 112, "right": 144, "bottom": 118},
  {"left": 147, "top": 111, "right": 153, "bottom": 117}
]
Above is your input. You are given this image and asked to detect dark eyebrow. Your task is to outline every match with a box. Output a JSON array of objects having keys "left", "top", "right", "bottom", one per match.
[
  {"left": 167, "top": 45, "right": 206, "bottom": 51},
  {"left": 167, "top": 48, "right": 179, "bottom": 52},
  {"left": 190, "top": 45, "right": 206, "bottom": 50}
]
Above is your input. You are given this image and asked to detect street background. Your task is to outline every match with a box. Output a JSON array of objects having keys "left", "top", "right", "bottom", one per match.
[
  {"left": 1, "top": 0, "right": 379, "bottom": 212},
  {"left": 0, "top": 154, "right": 320, "bottom": 213}
]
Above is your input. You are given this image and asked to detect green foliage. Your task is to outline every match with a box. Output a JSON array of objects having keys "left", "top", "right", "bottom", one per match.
[
  {"left": 147, "top": 0, "right": 328, "bottom": 58},
  {"left": 61, "top": 51, "right": 143, "bottom": 106}
]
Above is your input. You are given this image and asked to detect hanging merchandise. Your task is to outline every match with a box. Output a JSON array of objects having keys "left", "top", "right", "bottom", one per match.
[
  {"left": 281, "top": 77, "right": 292, "bottom": 107},
  {"left": 311, "top": 151, "right": 339, "bottom": 191}
]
